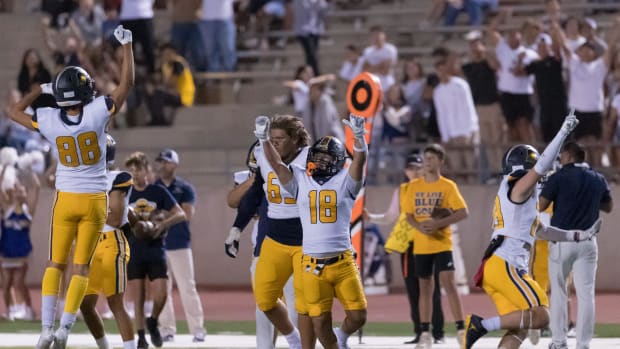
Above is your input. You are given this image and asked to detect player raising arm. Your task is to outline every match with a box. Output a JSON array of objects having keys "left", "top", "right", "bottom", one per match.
[
  {"left": 462, "top": 111, "right": 580, "bottom": 349},
  {"left": 7, "top": 25, "right": 134, "bottom": 349},
  {"left": 257, "top": 114, "right": 368, "bottom": 349}
]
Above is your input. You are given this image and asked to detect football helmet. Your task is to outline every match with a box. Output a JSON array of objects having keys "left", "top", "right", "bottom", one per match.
[
  {"left": 246, "top": 140, "right": 259, "bottom": 173},
  {"left": 53, "top": 66, "right": 95, "bottom": 107},
  {"left": 502, "top": 144, "right": 539, "bottom": 175},
  {"left": 106, "top": 134, "right": 116, "bottom": 166},
  {"left": 307, "top": 136, "right": 346, "bottom": 183}
]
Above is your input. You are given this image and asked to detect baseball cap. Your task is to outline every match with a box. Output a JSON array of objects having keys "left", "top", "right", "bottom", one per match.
[
  {"left": 537, "top": 33, "right": 552, "bottom": 45},
  {"left": 156, "top": 148, "right": 179, "bottom": 164},
  {"left": 406, "top": 153, "right": 423, "bottom": 167},
  {"left": 464, "top": 30, "right": 482, "bottom": 41},
  {"left": 584, "top": 17, "right": 597, "bottom": 30}
]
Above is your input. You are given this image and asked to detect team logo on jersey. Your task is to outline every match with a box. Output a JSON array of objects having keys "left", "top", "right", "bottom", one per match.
[{"left": 131, "top": 198, "right": 158, "bottom": 220}]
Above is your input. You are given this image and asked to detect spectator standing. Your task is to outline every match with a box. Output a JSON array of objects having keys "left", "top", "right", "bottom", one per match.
[
  {"left": 521, "top": 32, "right": 568, "bottom": 143},
  {"left": 292, "top": 0, "right": 328, "bottom": 76},
  {"left": 302, "top": 81, "right": 344, "bottom": 141},
  {"left": 555, "top": 21, "right": 618, "bottom": 167},
  {"left": 432, "top": 58, "right": 479, "bottom": 182},
  {"left": 580, "top": 18, "right": 607, "bottom": 57},
  {"left": 120, "top": 0, "right": 156, "bottom": 73},
  {"left": 540, "top": 0, "right": 566, "bottom": 32},
  {"left": 366, "top": 153, "right": 445, "bottom": 345},
  {"left": 362, "top": 26, "right": 398, "bottom": 91},
  {"left": 69, "top": 0, "right": 105, "bottom": 49},
  {"left": 486, "top": 22, "right": 539, "bottom": 143},
  {"left": 170, "top": 0, "right": 205, "bottom": 72},
  {"left": 16, "top": 49, "right": 55, "bottom": 110},
  {"left": 461, "top": 31, "right": 504, "bottom": 175},
  {"left": 402, "top": 59, "right": 426, "bottom": 111},
  {"left": 381, "top": 84, "right": 412, "bottom": 146},
  {"left": 538, "top": 142, "right": 613, "bottom": 349},
  {"left": 338, "top": 44, "right": 364, "bottom": 83},
  {"left": 521, "top": 19, "right": 543, "bottom": 51},
  {"left": 563, "top": 16, "right": 586, "bottom": 53},
  {"left": 402, "top": 144, "right": 469, "bottom": 349},
  {"left": 154, "top": 149, "right": 206, "bottom": 343},
  {"left": 282, "top": 65, "right": 313, "bottom": 118},
  {"left": 444, "top": 0, "right": 498, "bottom": 27},
  {"left": 200, "top": 0, "right": 236, "bottom": 72}
]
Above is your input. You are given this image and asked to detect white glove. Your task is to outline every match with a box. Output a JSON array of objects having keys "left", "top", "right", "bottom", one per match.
[
  {"left": 560, "top": 109, "right": 579, "bottom": 134},
  {"left": 342, "top": 114, "right": 367, "bottom": 139},
  {"left": 254, "top": 115, "right": 270, "bottom": 141},
  {"left": 113, "top": 25, "right": 132, "bottom": 45},
  {"left": 40, "top": 83, "right": 53, "bottom": 95},
  {"left": 224, "top": 227, "right": 241, "bottom": 258}
]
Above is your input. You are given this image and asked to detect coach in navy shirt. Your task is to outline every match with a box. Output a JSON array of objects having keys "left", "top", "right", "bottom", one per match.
[
  {"left": 538, "top": 142, "right": 613, "bottom": 349},
  {"left": 154, "top": 149, "right": 206, "bottom": 342}
]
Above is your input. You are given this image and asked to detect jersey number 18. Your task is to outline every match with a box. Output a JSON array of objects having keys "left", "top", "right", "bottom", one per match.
[{"left": 309, "top": 190, "right": 337, "bottom": 224}]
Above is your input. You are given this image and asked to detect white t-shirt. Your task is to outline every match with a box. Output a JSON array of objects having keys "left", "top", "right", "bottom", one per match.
[
  {"left": 202, "top": 0, "right": 234, "bottom": 20},
  {"left": 611, "top": 94, "right": 620, "bottom": 128},
  {"left": 362, "top": 43, "right": 398, "bottom": 91},
  {"left": 568, "top": 54, "right": 607, "bottom": 112},
  {"left": 338, "top": 59, "right": 364, "bottom": 82},
  {"left": 566, "top": 36, "right": 587, "bottom": 53},
  {"left": 495, "top": 38, "right": 538, "bottom": 94},
  {"left": 432, "top": 76, "right": 480, "bottom": 143},
  {"left": 291, "top": 80, "right": 309, "bottom": 113},
  {"left": 120, "top": 0, "right": 154, "bottom": 20}
]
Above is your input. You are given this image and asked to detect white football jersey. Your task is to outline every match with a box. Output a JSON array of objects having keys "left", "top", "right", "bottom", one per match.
[
  {"left": 254, "top": 145, "right": 308, "bottom": 219},
  {"left": 102, "top": 170, "right": 132, "bottom": 232},
  {"left": 289, "top": 165, "right": 361, "bottom": 255},
  {"left": 233, "top": 170, "right": 251, "bottom": 185},
  {"left": 34, "top": 96, "right": 111, "bottom": 193}
]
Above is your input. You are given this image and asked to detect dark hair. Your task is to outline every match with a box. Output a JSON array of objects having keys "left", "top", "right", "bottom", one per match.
[
  {"left": 346, "top": 44, "right": 359, "bottom": 53},
  {"left": 17, "top": 49, "right": 49, "bottom": 94},
  {"left": 159, "top": 42, "right": 178, "bottom": 53},
  {"left": 561, "top": 142, "right": 586, "bottom": 163},
  {"left": 294, "top": 65, "right": 310, "bottom": 80},
  {"left": 369, "top": 25, "right": 384, "bottom": 33},
  {"left": 403, "top": 58, "right": 424, "bottom": 83},
  {"left": 431, "top": 47, "right": 451, "bottom": 59},
  {"left": 423, "top": 143, "right": 445, "bottom": 160}
]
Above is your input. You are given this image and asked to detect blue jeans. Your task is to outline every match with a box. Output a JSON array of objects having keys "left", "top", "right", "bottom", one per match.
[
  {"left": 171, "top": 22, "right": 206, "bottom": 71},
  {"left": 199, "top": 19, "right": 237, "bottom": 72},
  {"left": 444, "top": 0, "right": 496, "bottom": 26}
]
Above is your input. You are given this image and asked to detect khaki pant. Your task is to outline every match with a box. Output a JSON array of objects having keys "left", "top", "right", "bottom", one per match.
[
  {"left": 476, "top": 103, "right": 506, "bottom": 170},
  {"left": 444, "top": 133, "right": 478, "bottom": 182}
]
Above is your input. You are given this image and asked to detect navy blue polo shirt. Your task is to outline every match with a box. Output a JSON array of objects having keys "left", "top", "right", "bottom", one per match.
[
  {"left": 540, "top": 163, "right": 612, "bottom": 230},
  {"left": 156, "top": 177, "right": 195, "bottom": 250}
]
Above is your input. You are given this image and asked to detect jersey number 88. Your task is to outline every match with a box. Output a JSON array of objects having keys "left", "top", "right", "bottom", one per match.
[{"left": 56, "top": 131, "right": 101, "bottom": 167}]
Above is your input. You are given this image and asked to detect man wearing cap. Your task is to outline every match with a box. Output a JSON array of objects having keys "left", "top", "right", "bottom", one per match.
[
  {"left": 154, "top": 149, "right": 206, "bottom": 342},
  {"left": 366, "top": 152, "right": 446, "bottom": 344}
]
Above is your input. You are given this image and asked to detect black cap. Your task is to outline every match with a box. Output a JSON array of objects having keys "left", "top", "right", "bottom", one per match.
[{"left": 406, "top": 153, "right": 423, "bottom": 167}]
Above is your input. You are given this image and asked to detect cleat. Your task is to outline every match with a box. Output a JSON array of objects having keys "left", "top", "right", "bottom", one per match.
[
  {"left": 192, "top": 332, "right": 205, "bottom": 342},
  {"left": 404, "top": 335, "right": 420, "bottom": 344},
  {"left": 52, "top": 326, "right": 69, "bottom": 349},
  {"left": 463, "top": 314, "right": 488, "bottom": 349},
  {"left": 414, "top": 332, "right": 432, "bottom": 349},
  {"left": 137, "top": 336, "right": 149, "bottom": 349},
  {"left": 36, "top": 326, "right": 55, "bottom": 349},
  {"left": 146, "top": 317, "right": 162, "bottom": 347}
]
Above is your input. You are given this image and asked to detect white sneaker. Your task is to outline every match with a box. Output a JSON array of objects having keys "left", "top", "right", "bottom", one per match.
[
  {"left": 549, "top": 342, "right": 568, "bottom": 349},
  {"left": 333, "top": 327, "right": 350, "bottom": 349},
  {"left": 36, "top": 326, "right": 55, "bottom": 349},
  {"left": 415, "top": 331, "right": 432, "bottom": 349},
  {"left": 52, "top": 326, "right": 69, "bottom": 349},
  {"left": 529, "top": 329, "right": 541, "bottom": 345},
  {"left": 567, "top": 326, "right": 577, "bottom": 338}
]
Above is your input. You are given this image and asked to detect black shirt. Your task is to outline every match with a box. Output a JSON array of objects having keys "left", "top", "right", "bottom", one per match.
[
  {"left": 128, "top": 184, "right": 177, "bottom": 248},
  {"left": 540, "top": 163, "right": 612, "bottom": 230},
  {"left": 461, "top": 60, "right": 499, "bottom": 105},
  {"left": 525, "top": 56, "right": 567, "bottom": 102}
]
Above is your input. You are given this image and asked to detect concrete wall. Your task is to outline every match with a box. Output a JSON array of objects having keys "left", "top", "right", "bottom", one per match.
[{"left": 24, "top": 184, "right": 620, "bottom": 291}]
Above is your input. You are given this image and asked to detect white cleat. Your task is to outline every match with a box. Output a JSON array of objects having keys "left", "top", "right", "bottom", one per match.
[
  {"left": 415, "top": 331, "right": 432, "bottom": 349},
  {"left": 36, "top": 326, "right": 55, "bottom": 349},
  {"left": 529, "top": 329, "right": 541, "bottom": 345},
  {"left": 52, "top": 326, "right": 69, "bottom": 349}
]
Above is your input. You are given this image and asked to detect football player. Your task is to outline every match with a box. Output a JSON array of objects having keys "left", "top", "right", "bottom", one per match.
[
  {"left": 124, "top": 152, "right": 186, "bottom": 349},
  {"left": 226, "top": 115, "right": 315, "bottom": 349},
  {"left": 79, "top": 134, "right": 136, "bottom": 349},
  {"left": 255, "top": 114, "right": 368, "bottom": 349},
  {"left": 7, "top": 25, "right": 134, "bottom": 349},
  {"left": 462, "top": 111, "right": 597, "bottom": 349}
]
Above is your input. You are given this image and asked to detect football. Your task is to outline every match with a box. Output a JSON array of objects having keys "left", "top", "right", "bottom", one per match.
[
  {"left": 133, "top": 220, "right": 156, "bottom": 240},
  {"left": 431, "top": 207, "right": 453, "bottom": 219}
]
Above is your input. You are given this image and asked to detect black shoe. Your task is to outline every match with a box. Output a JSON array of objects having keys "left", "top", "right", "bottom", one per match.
[
  {"left": 464, "top": 314, "right": 488, "bottom": 349},
  {"left": 137, "top": 336, "right": 149, "bottom": 349},
  {"left": 403, "top": 335, "right": 420, "bottom": 344},
  {"left": 146, "top": 317, "right": 163, "bottom": 347}
]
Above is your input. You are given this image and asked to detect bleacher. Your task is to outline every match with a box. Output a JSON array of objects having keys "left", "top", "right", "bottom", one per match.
[{"left": 1, "top": 0, "right": 619, "bottom": 185}]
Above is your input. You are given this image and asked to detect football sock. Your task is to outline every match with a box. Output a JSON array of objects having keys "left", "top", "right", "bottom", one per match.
[
  {"left": 95, "top": 335, "right": 111, "bottom": 349},
  {"left": 41, "top": 267, "right": 62, "bottom": 327},
  {"left": 482, "top": 316, "right": 501, "bottom": 331},
  {"left": 64, "top": 275, "right": 89, "bottom": 315},
  {"left": 420, "top": 322, "right": 430, "bottom": 332},
  {"left": 123, "top": 339, "right": 137, "bottom": 349},
  {"left": 456, "top": 320, "right": 465, "bottom": 330},
  {"left": 138, "top": 329, "right": 146, "bottom": 339},
  {"left": 284, "top": 327, "right": 301, "bottom": 348}
]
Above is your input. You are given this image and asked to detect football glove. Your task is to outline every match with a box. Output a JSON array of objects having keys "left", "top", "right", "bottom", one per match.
[
  {"left": 114, "top": 25, "right": 132, "bottom": 45},
  {"left": 40, "top": 83, "right": 53, "bottom": 95},
  {"left": 225, "top": 227, "right": 241, "bottom": 258},
  {"left": 560, "top": 109, "right": 579, "bottom": 134},
  {"left": 343, "top": 114, "right": 367, "bottom": 139},
  {"left": 254, "top": 115, "right": 270, "bottom": 141}
]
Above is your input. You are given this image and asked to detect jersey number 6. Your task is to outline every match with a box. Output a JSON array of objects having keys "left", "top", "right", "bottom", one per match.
[
  {"left": 56, "top": 131, "right": 101, "bottom": 167},
  {"left": 309, "top": 190, "right": 337, "bottom": 224}
]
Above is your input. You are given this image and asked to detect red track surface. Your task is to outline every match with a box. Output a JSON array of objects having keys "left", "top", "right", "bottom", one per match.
[{"left": 3, "top": 288, "right": 618, "bottom": 324}]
